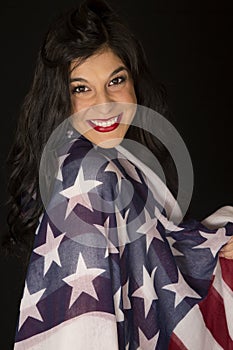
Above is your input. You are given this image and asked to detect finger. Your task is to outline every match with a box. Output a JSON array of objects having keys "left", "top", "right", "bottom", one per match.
[
  {"left": 220, "top": 254, "right": 233, "bottom": 260},
  {"left": 219, "top": 251, "right": 233, "bottom": 259},
  {"left": 220, "top": 238, "right": 233, "bottom": 251},
  {"left": 220, "top": 243, "right": 233, "bottom": 253}
]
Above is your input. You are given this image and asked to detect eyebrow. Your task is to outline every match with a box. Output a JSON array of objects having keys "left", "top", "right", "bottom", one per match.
[{"left": 70, "top": 66, "right": 128, "bottom": 83}]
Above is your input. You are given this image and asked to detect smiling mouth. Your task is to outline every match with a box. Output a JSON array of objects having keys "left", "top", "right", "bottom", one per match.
[{"left": 88, "top": 113, "right": 123, "bottom": 132}]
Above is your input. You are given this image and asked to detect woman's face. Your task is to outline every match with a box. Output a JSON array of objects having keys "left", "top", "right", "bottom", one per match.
[{"left": 70, "top": 48, "right": 137, "bottom": 148}]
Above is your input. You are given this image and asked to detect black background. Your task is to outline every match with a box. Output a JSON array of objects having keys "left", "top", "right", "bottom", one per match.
[{"left": 0, "top": 0, "right": 232, "bottom": 348}]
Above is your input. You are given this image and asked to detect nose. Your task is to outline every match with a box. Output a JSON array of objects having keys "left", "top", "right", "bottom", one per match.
[{"left": 93, "top": 90, "right": 115, "bottom": 116}]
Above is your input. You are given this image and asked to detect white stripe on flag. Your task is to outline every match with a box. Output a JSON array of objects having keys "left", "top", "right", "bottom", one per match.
[
  {"left": 173, "top": 304, "right": 223, "bottom": 350},
  {"left": 14, "top": 312, "right": 119, "bottom": 350},
  {"left": 213, "top": 259, "right": 233, "bottom": 340}
]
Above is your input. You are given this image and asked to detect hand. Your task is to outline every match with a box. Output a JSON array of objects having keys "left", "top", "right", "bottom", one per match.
[{"left": 219, "top": 236, "right": 233, "bottom": 259}]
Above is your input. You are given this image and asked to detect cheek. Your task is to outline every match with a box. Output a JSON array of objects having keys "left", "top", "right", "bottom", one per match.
[
  {"left": 70, "top": 96, "right": 77, "bottom": 113},
  {"left": 127, "top": 85, "right": 137, "bottom": 103},
  {"left": 70, "top": 96, "right": 88, "bottom": 114},
  {"left": 131, "top": 89, "right": 137, "bottom": 103}
]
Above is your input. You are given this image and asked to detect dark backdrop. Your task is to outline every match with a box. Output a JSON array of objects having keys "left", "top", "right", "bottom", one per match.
[{"left": 0, "top": 0, "right": 232, "bottom": 349}]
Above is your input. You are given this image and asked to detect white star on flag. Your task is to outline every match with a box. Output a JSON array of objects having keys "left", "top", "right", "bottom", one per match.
[
  {"left": 18, "top": 283, "right": 46, "bottom": 330},
  {"left": 94, "top": 217, "right": 118, "bottom": 258},
  {"left": 115, "top": 208, "right": 131, "bottom": 256},
  {"left": 155, "top": 207, "right": 184, "bottom": 233},
  {"left": 118, "top": 157, "right": 142, "bottom": 183},
  {"left": 193, "top": 227, "right": 229, "bottom": 257},
  {"left": 162, "top": 269, "right": 201, "bottom": 308},
  {"left": 137, "top": 328, "right": 159, "bottom": 350},
  {"left": 34, "top": 223, "right": 66, "bottom": 276},
  {"left": 137, "top": 209, "right": 162, "bottom": 252},
  {"left": 104, "top": 161, "right": 125, "bottom": 190},
  {"left": 113, "top": 287, "right": 124, "bottom": 322},
  {"left": 60, "top": 166, "right": 102, "bottom": 218},
  {"left": 63, "top": 253, "right": 105, "bottom": 308},
  {"left": 166, "top": 236, "right": 184, "bottom": 257},
  {"left": 56, "top": 154, "right": 70, "bottom": 181},
  {"left": 132, "top": 266, "right": 158, "bottom": 318},
  {"left": 122, "top": 279, "right": 131, "bottom": 310}
]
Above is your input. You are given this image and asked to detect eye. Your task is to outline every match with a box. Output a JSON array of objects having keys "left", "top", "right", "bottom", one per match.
[
  {"left": 72, "top": 85, "right": 90, "bottom": 94},
  {"left": 108, "top": 76, "right": 126, "bottom": 86}
]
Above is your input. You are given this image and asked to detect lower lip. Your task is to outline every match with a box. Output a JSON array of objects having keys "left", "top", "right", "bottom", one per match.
[{"left": 88, "top": 113, "right": 123, "bottom": 133}]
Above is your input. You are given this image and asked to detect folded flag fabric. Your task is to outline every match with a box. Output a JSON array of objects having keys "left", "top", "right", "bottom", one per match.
[{"left": 14, "top": 132, "right": 233, "bottom": 349}]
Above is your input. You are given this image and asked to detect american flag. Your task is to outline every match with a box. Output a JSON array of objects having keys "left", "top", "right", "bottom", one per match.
[
  {"left": 169, "top": 257, "right": 233, "bottom": 349},
  {"left": 14, "top": 132, "right": 233, "bottom": 349}
]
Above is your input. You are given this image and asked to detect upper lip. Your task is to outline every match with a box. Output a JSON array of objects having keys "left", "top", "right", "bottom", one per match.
[{"left": 88, "top": 113, "right": 122, "bottom": 122}]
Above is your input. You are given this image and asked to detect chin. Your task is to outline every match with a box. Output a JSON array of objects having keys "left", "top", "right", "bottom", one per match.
[
  {"left": 82, "top": 124, "right": 129, "bottom": 149},
  {"left": 92, "top": 137, "right": 124, "bottom": 149}
]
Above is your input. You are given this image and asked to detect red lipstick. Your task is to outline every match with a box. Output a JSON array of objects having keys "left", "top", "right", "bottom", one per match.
[{"left": 88, "top": 113, "right": 122, "bottom": 133}]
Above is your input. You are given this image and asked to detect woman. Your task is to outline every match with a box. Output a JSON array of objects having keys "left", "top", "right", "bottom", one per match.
[{"left": 5, "top": 0, "right": 233, "bottom": 349}]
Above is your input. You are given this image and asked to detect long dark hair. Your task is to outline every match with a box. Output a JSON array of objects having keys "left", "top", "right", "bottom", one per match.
[{"left": 3, "top": 0, "right": 177, "bottom": 262}]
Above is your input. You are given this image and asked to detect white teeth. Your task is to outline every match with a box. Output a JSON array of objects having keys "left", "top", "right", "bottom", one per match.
[{"left": 90, "top": 116, "right": 118, "bottom": 127}]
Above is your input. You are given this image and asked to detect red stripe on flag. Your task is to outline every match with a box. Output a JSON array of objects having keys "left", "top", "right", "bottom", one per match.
[
  {"left": 199, "top": 284, "right": 233, "bottom": 349},
  {"left": 169, "top": 333, "right": 188, "bottom": 350},
  {"left": 219, "top": 257, "right": 233, "bottom": 290}
]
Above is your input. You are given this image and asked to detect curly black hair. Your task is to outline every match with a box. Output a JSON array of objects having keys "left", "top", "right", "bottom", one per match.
[{"left": 4, "top": 0, "right": 177, "bottom": 263}]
